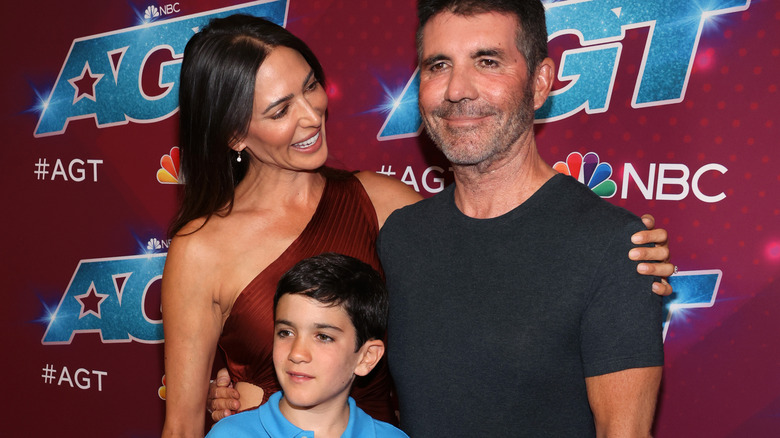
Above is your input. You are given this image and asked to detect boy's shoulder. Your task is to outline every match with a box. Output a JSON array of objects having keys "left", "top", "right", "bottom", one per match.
[
  {"left": 207, "top": 393, "right": 409, "bottom": 438},
  {"left": 370, "top": 420, "right": 410, "bottom": 438},
  {"left": 205, "top": 407, "right": 266, "bottom": 437},
  {"left": 206, "top": 392, "right": 287, "bottom": 438},
  {"left": 346, "top": 397, "right": 410, "bottom": 438}
]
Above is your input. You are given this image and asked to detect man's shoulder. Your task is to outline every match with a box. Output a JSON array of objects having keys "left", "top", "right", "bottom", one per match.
[
  {"left": 548, "top": 174, "right": 644, "bottom": 232},
  {"left": 382, "top": 185, "right": 452, "bottom": 229}
]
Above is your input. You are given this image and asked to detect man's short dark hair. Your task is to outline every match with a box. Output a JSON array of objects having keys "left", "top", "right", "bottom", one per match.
[
  {"left": 416, "top": 0, "right": 549, "bottom": 75},
  {"left": 274, "top": 253, "right": 388, "bottom": 351}
]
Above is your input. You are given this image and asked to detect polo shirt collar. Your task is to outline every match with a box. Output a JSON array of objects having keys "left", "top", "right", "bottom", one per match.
[
  {"left": 259, "top": 392, "right": 374, "bottom": 438},
  {"left": 342, "top": 396, "right": 375, "bottom": 437},
  {"left": 259, "top": 391, "right": 313, "bottom": 438}
]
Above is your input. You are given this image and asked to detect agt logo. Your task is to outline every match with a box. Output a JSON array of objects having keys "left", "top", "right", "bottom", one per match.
[
  {"left": 41, "top": 254, "right": 167, "bottom": 344},
  {"left": 33, "top": 0, "right": 288, "bottom": 137},
  {"left": 664, "top": 270, "right": 722, "bottom": 341},
  {"left": 378, "top": 0, "right": 751, "bottom": 139},
  {"left": 555, "top": 151, "right": 727, "bottom": 203}
]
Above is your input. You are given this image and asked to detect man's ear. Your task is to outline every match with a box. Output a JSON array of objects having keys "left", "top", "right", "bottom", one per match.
[
  {"left": 354, "top": 339, "right": 385, "bottom": 377},
  {"left": 533, "top": 57, "right": 556, "bottom": 110}
]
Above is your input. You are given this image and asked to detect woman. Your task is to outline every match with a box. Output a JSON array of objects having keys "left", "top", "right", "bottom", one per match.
[
  {"left": 161, "top": 14, "right": 672, "bottom": 437},
  {"left": 161, "top": 15, "right": 420, "bottom": 437}
]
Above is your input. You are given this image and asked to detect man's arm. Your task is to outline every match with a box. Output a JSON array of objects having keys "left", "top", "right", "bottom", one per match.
[{"left": 585, "top": 366, "right": 663, "bottom": 438}]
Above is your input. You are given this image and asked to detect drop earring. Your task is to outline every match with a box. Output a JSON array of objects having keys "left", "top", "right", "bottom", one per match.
[{"left": 236, "top": 150, "right": 242, "bottom": 163}]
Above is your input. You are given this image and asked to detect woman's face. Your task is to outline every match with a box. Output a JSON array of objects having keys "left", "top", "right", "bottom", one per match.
[{"left": 238, "top": 46, "right": 328, "bottom": 172}]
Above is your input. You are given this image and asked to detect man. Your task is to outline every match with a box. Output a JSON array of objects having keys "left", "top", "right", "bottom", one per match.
[
  {"left": 208, "top": 0, "right": 673, "bottom": 434},
  {"left": 376, "top": 0, "right": 665, "bottom": 436}
]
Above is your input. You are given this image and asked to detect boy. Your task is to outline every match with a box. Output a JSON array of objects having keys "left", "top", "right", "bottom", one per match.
[{"left": 206, "top": 253, "right": 408, "bottom": 438}]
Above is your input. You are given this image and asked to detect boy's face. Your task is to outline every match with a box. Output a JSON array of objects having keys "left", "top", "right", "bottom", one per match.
[{"left": 273, "top": 294, "right": 373, "bottom": 411}]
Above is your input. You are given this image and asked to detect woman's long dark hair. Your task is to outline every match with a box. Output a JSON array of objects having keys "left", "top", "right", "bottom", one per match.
[{"left": 169, "top": 14, "right": 326, "bottom": 237}]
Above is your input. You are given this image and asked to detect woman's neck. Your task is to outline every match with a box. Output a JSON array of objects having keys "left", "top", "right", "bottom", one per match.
[{"left": 232, "top": 166, "right": 326, "bottom": 211}]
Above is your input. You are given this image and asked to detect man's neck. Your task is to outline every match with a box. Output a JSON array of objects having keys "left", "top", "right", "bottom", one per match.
[{"left": 451, "top": 141, "right": 556, "bottom": 219}]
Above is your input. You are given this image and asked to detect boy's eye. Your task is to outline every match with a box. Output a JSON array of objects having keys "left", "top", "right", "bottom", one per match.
[
  {"left": 316, "top": 333, "right": 333, "bottom": 342},
  {"left": 277, "top": 329, "right": 293, "bottom": 338},
  {"left": 305, "top": 79, "right": 319, "bottom": 91}
]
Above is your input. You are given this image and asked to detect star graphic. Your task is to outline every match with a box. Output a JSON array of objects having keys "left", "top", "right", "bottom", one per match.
[
  {"left": 75, "top": 283, "right": 109, "bottom": 319},
  {"left": 67, "top": 62, "right": 104, "bottom": 104}
]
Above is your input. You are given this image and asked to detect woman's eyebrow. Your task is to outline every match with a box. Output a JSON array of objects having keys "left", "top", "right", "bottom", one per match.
[{"left": 262, "top": 70, "right": 315, "bottom": 114}]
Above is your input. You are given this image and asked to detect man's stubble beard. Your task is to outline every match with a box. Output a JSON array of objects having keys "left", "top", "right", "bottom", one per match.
[{"left": 422, "top": 82, "right": 536, "bottom": 169}]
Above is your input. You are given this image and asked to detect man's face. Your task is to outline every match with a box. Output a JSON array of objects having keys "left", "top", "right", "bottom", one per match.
[{"left": 418, "top": 11, "right": 536, "bottom": 168}]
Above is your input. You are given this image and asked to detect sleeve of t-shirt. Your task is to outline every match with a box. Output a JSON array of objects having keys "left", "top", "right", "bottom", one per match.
[{"left": 579, "top": 218, "right": 665, "bottom": 377}]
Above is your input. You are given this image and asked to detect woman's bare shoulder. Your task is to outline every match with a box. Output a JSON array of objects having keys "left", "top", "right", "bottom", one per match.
[{"left": 166, "top": 215, "right": 231, "bottom": 279}]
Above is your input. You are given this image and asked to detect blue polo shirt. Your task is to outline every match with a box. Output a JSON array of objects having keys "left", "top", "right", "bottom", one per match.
[{"left": 206, "top": 391, "right": 408, "bottom": 438}]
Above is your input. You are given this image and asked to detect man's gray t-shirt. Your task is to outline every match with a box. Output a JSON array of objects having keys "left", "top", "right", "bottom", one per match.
[{"left": 378, "top": 174, "right": 664, "bottom": 437}]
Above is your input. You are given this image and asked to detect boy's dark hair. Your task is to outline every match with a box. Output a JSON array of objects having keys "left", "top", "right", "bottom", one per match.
[
  {"left": 416, "top": 0, "right": 549, "bottom": 76},
  {"left": 274, "top": 253, "right": 388, "bottom": 352}
]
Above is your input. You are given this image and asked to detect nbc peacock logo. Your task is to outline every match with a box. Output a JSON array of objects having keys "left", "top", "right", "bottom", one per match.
[
  {"left": 553, "top": 151, "right": 617, "bottom": 198},
  {"left": 143, "top": 5, "right": 160, "bottom": 21},
  {"left": 157, "top": 146, "right": 180, "bottom": 184}
]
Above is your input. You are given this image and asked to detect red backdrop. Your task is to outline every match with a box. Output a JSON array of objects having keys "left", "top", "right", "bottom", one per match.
[{"left": 2, "top": 0, "right": 777, "bottom": 436}]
